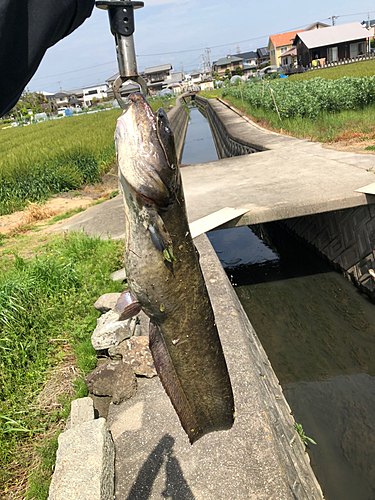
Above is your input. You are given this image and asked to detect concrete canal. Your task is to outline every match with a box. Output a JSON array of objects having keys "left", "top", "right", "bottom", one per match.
[{"left": 182, "top": 104, "right": 375, "bottom": 500}]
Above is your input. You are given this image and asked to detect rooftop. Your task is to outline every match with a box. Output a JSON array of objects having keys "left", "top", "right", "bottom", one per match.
[
  {"left": 235, "top": 51, "right": 258, "bottom": 60},
  {"left": 269, "top": 29, "right": 304, "bottom": 48},
  {"left": 144, "top": 63, "right": 172, "bottom": 74},
  {"left": 294, "top": 22, "right": 370, "bottom": 49},
  {"left": 213, "top": 55, "right": 243, "bottom": 66}
]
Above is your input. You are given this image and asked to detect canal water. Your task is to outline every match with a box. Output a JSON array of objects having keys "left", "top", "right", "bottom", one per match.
[{"left": 181, "top": 105, "right": 375, "bottom": 500}]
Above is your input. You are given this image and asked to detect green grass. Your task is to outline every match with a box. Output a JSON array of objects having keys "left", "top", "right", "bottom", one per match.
[
  {"left": 0, "top": 231, "right": 124, "bottom": 498},
  {"left": 0, "top": 110, "right": 122, "bottom": 215},
  {"left": 0, "top": 97, "right": 176, "bottom": 217},
  {"left": 289, "top": 58, "right": 375, "bottom": 82},
  {"left": 46, "top": 207, "right": 86, "bottom": 224},
  {"left": 221, "top": 93, "right": 375, "bottom": 142}
]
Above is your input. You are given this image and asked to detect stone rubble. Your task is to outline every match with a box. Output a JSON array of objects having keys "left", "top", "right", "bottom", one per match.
[
  {"left": 48, "top": 399, "right": 114, "bottom": 500},
  {"left": 84, "top": 359, "right": 137, "bottom": 405},
  {"left": 94, "top": 292, "right": 122, "bottom": 313},
  {"left": 91, "top": 310, "right": 135, "bottom": 350},
  {"left": 108, "top": 336, "right": 157, "bottom": 378},
  {"left": 50, "top": 287, "right": 156, "bottom": 498}
]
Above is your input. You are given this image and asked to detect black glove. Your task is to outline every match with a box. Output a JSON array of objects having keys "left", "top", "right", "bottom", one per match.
[{"left": 0, "top": 0, "right": 94, "bottom": 116}]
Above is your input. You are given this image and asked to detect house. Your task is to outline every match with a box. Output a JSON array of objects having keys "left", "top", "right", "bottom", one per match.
[
  {"left": 257, "top": 47, "right": 270, "bottom": 66},
  {"left": 82, "top": 84, "right": 108, "bottom": 106},
  {"left": 105, "top": 73, "right": 142, "bottom": 98},
  {"left": 304, "top": 21, "right": 330, "bottom": 31},
  {"left": 293, "top": 22, "right": 370, "bottom": 67},
  {"left": 212, "top": 55, "right": 243, "bottom": 78},
  {"left": 280, "top": 47, "right": 297, "bottom": 68},
  {"left": 143, "top": 63, "right": 173, "bottom": 91},
  {"left": 236, "top": 51, "right": 258, "bottom": 67},
  {"left": 268, "top": 30, "right": 304, "bottom": 66},
  {"left": 53, "top": 91, "right": 72, "bottom": 108},
  {"left": 186, "top": 70, "right": 202, "bottom": 85},
  {"left": 233, "top": 51, "right": 258, "bottom": 77}
]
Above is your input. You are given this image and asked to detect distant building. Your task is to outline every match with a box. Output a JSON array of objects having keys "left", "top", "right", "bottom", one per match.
[
  {"left": 82, "top": 84, "right": 108, "bottom": 106},
  {"left": 362, "top": 19, "right": 375, "bottom": 36},
  {"left": 294, "top": 22, "right": 370, "bottom": 67},
  {"left": 279, "top": 47, "right": 297, "bottom": 69},
  {"left": 257, "top": 47, "right": 270, "bottom": 65},
  {"left": 268, "top": 29, "right": 304, "bottom": 66},
  {"left": 212, "top": 55, "right": 243, "bottom": 78},
  {"left": 143, "top": 63, "right": 173, "bottom": 92}
]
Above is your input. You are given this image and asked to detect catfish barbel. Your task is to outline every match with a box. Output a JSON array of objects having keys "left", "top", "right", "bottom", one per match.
[{"left": 114, "top": 93, "right": 234, "bottom": 443}]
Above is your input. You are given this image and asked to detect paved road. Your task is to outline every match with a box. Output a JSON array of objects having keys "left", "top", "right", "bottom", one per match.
[{"left": 60, "top": 105, "right": 375, "bottom": 238}]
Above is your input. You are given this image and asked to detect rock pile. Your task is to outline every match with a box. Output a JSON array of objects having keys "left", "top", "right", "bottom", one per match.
[{"left": 86, "top": 291, "right": 157, "bottom": 417}]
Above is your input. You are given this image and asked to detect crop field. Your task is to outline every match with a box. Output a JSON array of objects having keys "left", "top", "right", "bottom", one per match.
[
  {"left": 0, "top": 98, "right": 174, "bottom": 216},
  {"left": 0, "top": 109, "right": 122, "bottom": 215},
  {"left": 289, "top": 58, "right": 375, "bottom": 81},
  {"left": 222, "top": 76, "right": 375, "bottom": 120}
]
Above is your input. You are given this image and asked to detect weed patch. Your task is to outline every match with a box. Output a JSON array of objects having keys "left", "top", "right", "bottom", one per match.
[{"left": 0, "top": 231, "right": 124, "bottom": 498}]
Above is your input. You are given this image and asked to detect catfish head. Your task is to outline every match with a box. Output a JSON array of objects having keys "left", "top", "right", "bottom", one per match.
[{"left": 115, "top": 93, "right": 180, "bottom": 209}]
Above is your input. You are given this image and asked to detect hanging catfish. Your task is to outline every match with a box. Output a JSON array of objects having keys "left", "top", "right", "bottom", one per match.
[{"left": 114, "top": 93, "right": 234, "bottom": 443}]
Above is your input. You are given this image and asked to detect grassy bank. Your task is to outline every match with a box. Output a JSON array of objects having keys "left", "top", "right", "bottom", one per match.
[
  {"left": 0, "top": 231, "right": 124, "bottom": 499},
  {"left": 200, "top": 85, "right": 375, "bottom": 143},
  {"left": 289, "top": 58, "right": 375, "bottom": 81}
]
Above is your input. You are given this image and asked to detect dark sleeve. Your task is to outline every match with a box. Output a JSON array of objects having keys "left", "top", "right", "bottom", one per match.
[{"left": 0, "top": 0, "right": 94, "bottom": 117}]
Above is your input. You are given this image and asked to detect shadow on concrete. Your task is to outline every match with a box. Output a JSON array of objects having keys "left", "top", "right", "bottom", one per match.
[{"left": 126, "top": 434, "right": 195, "bottom": 500}]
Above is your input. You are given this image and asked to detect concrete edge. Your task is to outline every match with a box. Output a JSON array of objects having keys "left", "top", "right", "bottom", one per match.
[
  {"left": 195, "top": 233, "right": 324, "bottom": 499},
  {"left": 48, "top": 398, "right": 115, "bottom": 500},
  {"left": 214, "top": 192, "right": 371, "bottom": 230}
]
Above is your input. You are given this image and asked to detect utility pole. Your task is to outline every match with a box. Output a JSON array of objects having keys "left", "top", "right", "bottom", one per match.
[
  {"left": 330, "top": 15, "right": 338, "bottom": 26},
  {"left": 236, "top": 44, "right": 240, "bottom": 54}
]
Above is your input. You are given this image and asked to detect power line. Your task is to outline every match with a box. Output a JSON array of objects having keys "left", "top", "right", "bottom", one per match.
[{"left": 30, "top": 9, "right": 375, "bottom": 86}]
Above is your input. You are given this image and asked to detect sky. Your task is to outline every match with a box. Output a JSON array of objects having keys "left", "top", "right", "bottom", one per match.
[{"left": 27, "top": 0, "right": 375, "bottom": 94}]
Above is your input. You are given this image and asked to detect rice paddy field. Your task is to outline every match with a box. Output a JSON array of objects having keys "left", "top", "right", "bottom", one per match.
[
  {"left": 0, "top": 109, "right": 121, "bottom": 215},
  {"left": 0, "top": 97, "right": 174, "bottom": 216}
]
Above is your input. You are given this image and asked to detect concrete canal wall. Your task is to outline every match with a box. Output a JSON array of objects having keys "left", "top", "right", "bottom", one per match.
[
  {"left": 195, "top": 95, "right": 263, "bottom": 158},
  {"left": 167, "top": 95, "right": 189, "bottom": 162},
  {"left": 194, "top": 95, "right": 375, "bottom": 299},
  {"left": 281, "top": 206, "right": 375, "bottom": 299}
]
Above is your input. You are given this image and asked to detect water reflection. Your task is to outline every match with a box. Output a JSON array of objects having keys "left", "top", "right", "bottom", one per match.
[
  {"left": 208, "top": 223, "right": 375, "bottom": 500},
  {"left": 180, "top": 106, "right": 218, "bottom": 165}
]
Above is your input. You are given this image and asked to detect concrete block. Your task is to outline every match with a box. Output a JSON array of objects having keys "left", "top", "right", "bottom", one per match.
[
  {"left": 365, "top": 216, "right": 375, "bottom": 247},
  {"left": 321, "top": 236, "right": 345, "bottom": 261},
  {"left": 357, "top": 228, "right": 371, "bottom": 260},
  {"left": 352, "top": 206, "right": 371, "bottom": 229},
  {"left": 48, "top": 418, "right": 114, "bottom": 500},
  {"left": 70, "top": 397, "right": 95, "bottom": 428},
  {"left": 91, "top": 311, "right": 134, "bottom": 350},
  {"left": 334, "top": 245, "right": 359, "bottom": 271}
]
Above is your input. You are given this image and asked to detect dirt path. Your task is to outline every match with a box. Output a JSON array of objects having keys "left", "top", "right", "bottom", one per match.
[{"left": 0, "top": 169, "right": 118, "bottom": 235}]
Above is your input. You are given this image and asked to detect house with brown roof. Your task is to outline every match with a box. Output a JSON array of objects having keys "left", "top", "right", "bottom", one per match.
[{"left": 268, "top": 30, "right": 304, "bottom": 66}]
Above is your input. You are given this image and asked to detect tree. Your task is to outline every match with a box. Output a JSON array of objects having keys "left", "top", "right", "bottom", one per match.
[
  {"left": 213, "top": 71, "right": 219, "bottom": 80},
  {"left": 225, "top": 68, "right": 231, "bottom": 79},
  {"left": 235, "top": 66, "right": 243, "bottom": 76}
]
